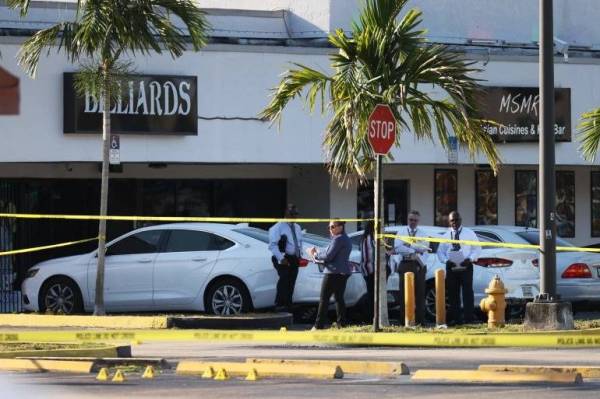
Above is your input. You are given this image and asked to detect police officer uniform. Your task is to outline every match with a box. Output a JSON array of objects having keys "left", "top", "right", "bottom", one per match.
[
  {"left": 393, "top": 227, "right": 430, "bottom": 325},
  {"left": 268, "top": 207, "right": 303, "bottom": 311},
  {"left": 437, "top": 224, "right": 481, "bottom": 324}
]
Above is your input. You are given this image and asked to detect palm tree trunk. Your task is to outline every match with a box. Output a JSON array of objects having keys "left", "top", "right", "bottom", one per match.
[{"left": 94, "top": 66, "right": 111, "bottom": 316}]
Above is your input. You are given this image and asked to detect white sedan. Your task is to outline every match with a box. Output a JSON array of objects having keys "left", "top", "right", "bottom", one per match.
[{"left": 21, "top": 223, "right": 364, "bottom": 315}]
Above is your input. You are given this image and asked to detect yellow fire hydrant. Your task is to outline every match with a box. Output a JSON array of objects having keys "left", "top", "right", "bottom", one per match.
[{"left": 479, "top": 275, "right": 507, "bottom": 328}]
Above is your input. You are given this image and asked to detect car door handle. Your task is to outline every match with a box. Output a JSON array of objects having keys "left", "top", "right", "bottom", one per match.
[
  {"left": 192, "top": 257, "right": 207, "bottom": 262},
  {"left": 137, "top": 259, "right": 153, "bottom": 263}
]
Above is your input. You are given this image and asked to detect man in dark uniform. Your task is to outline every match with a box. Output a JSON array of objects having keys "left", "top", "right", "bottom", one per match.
[
  {"left": 437, "top": 211, "right": 481, "bottom": 325},
  {"left": 268, "top": 204, "right": 303, "bottom": 312}
]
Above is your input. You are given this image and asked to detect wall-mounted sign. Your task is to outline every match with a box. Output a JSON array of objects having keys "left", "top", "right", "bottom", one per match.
[
  {"left": 477, "top": 86, "right": 571, "bottom": 143},
  {"left": 63, "top": 73, "right": 197, "bottom": 135},
  {"left": 109, "top": 134, "right": 120, "bottom": 165}
]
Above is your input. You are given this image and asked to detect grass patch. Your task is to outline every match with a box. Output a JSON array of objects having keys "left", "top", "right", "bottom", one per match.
[
  {"left": 0, "top": 342, "right": 109, "bottom": 352},
  {"left": 330, "top": 319, "right": 600, "bottom": 334}
]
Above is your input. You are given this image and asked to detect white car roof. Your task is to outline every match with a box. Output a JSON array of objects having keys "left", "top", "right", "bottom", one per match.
[{"left": 139, "top": 222, "right": 250, "bottom": 233}]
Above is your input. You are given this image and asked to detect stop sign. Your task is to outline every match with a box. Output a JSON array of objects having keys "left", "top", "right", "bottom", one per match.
[{"left": 367, "top": 104, "right": 396, "bottom": 155}]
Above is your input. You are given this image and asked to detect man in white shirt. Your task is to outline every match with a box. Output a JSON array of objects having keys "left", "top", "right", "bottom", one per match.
[
  {"left": 268, "top": 204, "right": 303, "bottom": 312},
  {"left": 391, "top": 210, "right": 430, "bottom": 326},
  {"left": 437, "top": 211, "right": 481, "bottom": 325}
]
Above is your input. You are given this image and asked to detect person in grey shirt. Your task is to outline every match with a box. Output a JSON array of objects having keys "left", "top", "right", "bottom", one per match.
[{"left": 307, "top": 220, "right": 352, "bottom": 330}]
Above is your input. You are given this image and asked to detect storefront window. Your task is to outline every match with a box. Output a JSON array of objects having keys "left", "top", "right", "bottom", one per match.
[
  {"left": 357, "top": 180, "right": 409, "bottom": 230},
  {"left": 555, "top": 171, "right": 575, "bottom": 238},
  {"left": 592, "top": 172, "right": 600, "bottom": 237},
  {"left": 434, "top": 169, "right": 457, "bottom": 227},
  {"left": 475, "top": 169, "right": 498, "bottom": 225},
  {"left": 515, "top": 170, "right": 537, "bottom": 227}
]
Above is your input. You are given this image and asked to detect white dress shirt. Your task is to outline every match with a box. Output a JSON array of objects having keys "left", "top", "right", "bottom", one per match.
[
  {"left": 393, "top": 226, "right": 430, "bottom": 264},
  {"left": 268, "top": 221, "right": 303, "bottom": 262},
  {"left": 437, "top": 226, "right": 481, "bottom": 264}
]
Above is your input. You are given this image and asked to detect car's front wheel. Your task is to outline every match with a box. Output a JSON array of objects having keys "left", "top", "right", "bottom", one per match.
[
  {"left": 205, "top": 278, "right": 252, "bottom": 315},
  {"left": 39, "top": 277, "right": 83, "bottom": 315}
]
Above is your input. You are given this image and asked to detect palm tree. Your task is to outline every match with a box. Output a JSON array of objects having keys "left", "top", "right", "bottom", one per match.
[
  {"left": 260, "top": 0, "right": 500, "bottom": 327},
  {"left": 578, "top": 109, "right": 600, "bottom": 161},
  {"left": 8, "top": 0, "right": 209, "bottom": 315}
]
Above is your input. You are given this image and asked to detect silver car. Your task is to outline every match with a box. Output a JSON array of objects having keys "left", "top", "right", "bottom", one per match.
[{"left": 472, "top": 226, "right": 600, "bottom": 304}]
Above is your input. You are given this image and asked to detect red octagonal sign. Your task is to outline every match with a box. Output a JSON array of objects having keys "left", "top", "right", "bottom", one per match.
[{"left": 367, "top": 104, "right": 397, "bottom": 155}]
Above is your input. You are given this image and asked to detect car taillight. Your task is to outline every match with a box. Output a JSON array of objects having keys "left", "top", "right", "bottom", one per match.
[
  {"left": 561, "top": 263, "right": 592, "bottom": 278},
  {"left": 532, "top": 259, "right": 539, "bottom": 267},
  {"left": 298, "top": 258, "right": 309, "bottom": 267},
  {"left": 474, "top": 257, "right": 513, "bottom": 268}
]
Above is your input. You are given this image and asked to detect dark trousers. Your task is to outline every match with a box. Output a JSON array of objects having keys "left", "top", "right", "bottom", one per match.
[
  {"left": 445, "top": 263, "right": 474, "bottom": 324},
  {"left": 315, "top": 273, "right": 350, "bottom": 328},
  {"left": 364, "top": 273, "right": 375, "bottom": 321},
  {"left": 271, "top": 255, "right": 299, "bottom": 308},
  {"left": 398, "top": 261, "right": 427, "bottom": 325}
]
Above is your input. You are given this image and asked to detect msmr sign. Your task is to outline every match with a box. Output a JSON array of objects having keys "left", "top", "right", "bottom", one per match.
[
  {"left": 478, "top": 86, "right": 571, "bottom": 143},
  {"left": 63, "top": 73, "right": 197, "bottom": 135}
]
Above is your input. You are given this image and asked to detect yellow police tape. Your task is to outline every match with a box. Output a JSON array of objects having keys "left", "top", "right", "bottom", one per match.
[
  {"left": 0, "top": 237, "right": 98, "bottom": 257},
  {"left": 0, "top": 213, "right": 368, "bottom": 224},
  {"left": 380, "top": 234, "right": 600, "bottom": 253},
  {"left": 0, "top": 329, "right": 599, "bottom": 347}
]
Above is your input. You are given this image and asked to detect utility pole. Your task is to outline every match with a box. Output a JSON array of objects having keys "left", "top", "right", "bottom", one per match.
[
  {"left": 538, "top": 0, "right": 557, "bottom": 300},
  {"left": 524, "top": 0, "right": 574, "bottom": 330}
]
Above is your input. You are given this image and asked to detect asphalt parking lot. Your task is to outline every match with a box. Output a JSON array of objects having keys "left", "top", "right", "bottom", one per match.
[
  {"left": 2, "top": 342, "right": 600, "bottom": 399},
  {"left": 3, "top": 370, "right": 600, "bottom": 399}
]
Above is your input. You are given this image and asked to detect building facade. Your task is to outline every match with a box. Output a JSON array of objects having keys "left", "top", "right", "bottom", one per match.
[{"left": 2, "top": 0, "right": 600, "bottom": 298}]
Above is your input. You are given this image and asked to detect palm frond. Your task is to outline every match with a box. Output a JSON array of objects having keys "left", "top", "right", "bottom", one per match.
[
  {"left": 259, "top": 65, "right": 331, "bottom": 126},
  {"left": 578, "top": 107, "right": 600, "bottom": 162},
  {"left": 260, "top": 0, "right": 501, "bottom": 184}
]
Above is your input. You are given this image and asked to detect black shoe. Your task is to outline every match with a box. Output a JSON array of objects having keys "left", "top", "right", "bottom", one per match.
[{"left": 274, "top": 305, "right": 286, "bottom": 312}]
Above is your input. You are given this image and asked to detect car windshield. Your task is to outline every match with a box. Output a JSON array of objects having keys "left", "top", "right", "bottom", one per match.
[
  {"left": 516, "top": 231, "right": 574, "bottom": 247},
  {"left": 233, "top": 228, "right": 269, "bottom": 243}
]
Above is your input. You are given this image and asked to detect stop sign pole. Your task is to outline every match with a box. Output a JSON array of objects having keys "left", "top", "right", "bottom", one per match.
[{"left": 367, "top": 104, "right": 397, "bottom": 331}]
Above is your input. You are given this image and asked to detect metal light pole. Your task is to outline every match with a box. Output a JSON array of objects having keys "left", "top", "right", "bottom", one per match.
[
  {"left": 538, "top": 0, "right": 557, "bottom": 300},
  {"left": 373, "top": 154, "right": 382, "bottom": 331},
  {"left": 524, "top": 0, "right": 573, "bottom": 329}
]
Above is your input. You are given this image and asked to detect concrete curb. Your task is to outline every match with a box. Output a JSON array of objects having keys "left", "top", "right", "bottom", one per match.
[
  {"left": 176, "top": 360, "right": 344, "bottom": 379},
  {"left": 247, "top": 358, "right": 409, "bottom": 376},
  {"left": 0, "top": 359, "right": 95, "bottom": 373},
  {"left": 412, "top": 369, "right": 583, "bottom": 384},
  {"left": 0, "top": 314, "right": 168, "bottom": 329},
  {"left": 479, "top": 364, "right": 600, "bottom": 378},
  {"left": 0, "top": 313, "right": 293, "bottom": 330},
  {"left": 18, "top": 357, "right": 169, "bottom": 371},
  {"left": 0, "top": 345, "right": 130, "bottom": 359}
]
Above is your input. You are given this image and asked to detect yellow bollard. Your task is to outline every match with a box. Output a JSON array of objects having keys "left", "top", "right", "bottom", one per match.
[
  {"left": 435, "top": 269, "right": 446, "bottom": 326},
  {"left": 404, "top": 271, "right": 415, "bottom": 327}
]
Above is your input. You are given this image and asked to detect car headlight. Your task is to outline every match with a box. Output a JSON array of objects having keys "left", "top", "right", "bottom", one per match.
[{"left": 26, "top": 268, "right": 39, "bottom": 278}]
